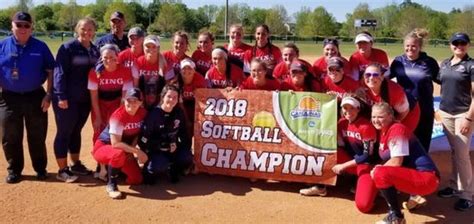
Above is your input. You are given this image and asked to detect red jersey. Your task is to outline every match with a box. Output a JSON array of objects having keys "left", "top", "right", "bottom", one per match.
[
  {"left": 98, "top": 105, "right": 147, "bottom": 145},
  {"left": 205, "top": 64, "right": 244, "bottom": 88},
  {"left": 273, "top": 59, "right": 313, "bottom": 82},
  {"left": 322, "top": 75, "right": 360, "bottom": 100},
  {"left": 239, "top": 76, "right": 280, "bottom": 91},
  {"left": 312, "top": 56, "right": 351, "bottom": 78},
  {"left": 182, "top": 72, "right": 208, "bottom": 102},
  {"left": 348, "top": 48, "right": 389, "bottom": 81},
  {"left": 132, "top": 55, "right": 167, "bottom": 80},
  {"left": 280, "top": 76, "right": 322, "bottom": 92},
  {"left": 224, "top": 43, "right": 252, "bottom": 61},
  {"left": 163, "top": 50, "right": 190, "bottom": 73},
  {"left": 118, "top": 48, "right": 143, "bottom": 69},
  {"left": 191, "top": 50, "right": 212, "bottom": 76},
  {"left": 243, "top": 44, "right": 282, "bottom": 73},
  {"left": 338, "top": 117, "right": 377, "bottom": 163},
  {"left": 88, "top": 66, "right": 133, "bottom": 100},
  {"left": 365, "top": 80, "right": 409, "bottom": 114}
]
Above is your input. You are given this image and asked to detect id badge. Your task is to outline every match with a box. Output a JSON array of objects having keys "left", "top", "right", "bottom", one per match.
[{"left": 11, "top": 68, "right": 19, "bottom": 80}]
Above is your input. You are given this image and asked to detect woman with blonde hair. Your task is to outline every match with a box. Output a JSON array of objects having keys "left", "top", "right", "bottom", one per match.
[{"left": 53, "top": 17, "right": 100, "bottom": 182}]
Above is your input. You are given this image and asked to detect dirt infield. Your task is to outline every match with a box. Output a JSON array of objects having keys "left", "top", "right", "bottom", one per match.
[{"left": 0, "top": 107, "right": 473, "bottom": 224}]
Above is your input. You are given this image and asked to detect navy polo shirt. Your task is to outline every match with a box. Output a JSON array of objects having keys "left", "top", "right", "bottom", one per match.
[
  {"left": 0, "top": 36, "right": 55, "bottom": 92},
  {"left": 437, "top": 55, "right": 474, "bottom": 115},
  {"left": 95, "top": 33, "right": 129, "bottom": 51},
  {"left": 53, "top": 39, "right": 100, "bottom": 103}
]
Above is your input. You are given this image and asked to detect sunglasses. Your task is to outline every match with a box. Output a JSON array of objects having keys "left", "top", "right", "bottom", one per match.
[
  {"left": 452, "top": 41, "right": 468, "bottom": 47},
  {"left": 15, "top": 23, "right": 31, "bottom": 29},
  {"left": 328, "top": 68, "right": 342, "bottom": 72},
  {"left": 364, "top": 72, "right": 381, "bottom": 78}
]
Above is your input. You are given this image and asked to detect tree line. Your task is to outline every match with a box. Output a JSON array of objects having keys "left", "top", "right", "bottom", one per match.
[{"left": 0, "top": 0, "right": 472, "bottom": 40}]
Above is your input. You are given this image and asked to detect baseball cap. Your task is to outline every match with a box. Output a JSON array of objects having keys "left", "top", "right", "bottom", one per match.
[
  {"left": 341, "top": 96, "right": 360, "bottom": 108},
  {"left": 327, "top": 57, "right": 344, "bottom": 69},
  {"left": 290, "top": 60, "right": 307, "bottom": 72},
  {"left": 128, "top": 27, "right": 145, "bottom": 38},
  {"left": 12, "top": 11, "right": 32, "bottom": 23},
  {"left": 354, "top": 33, "right": 373, "bottom": 43},
  {"left": 125, "top": 88, "right": 142, "bottom": 101},
  {"left": 110, "top": 11, "right": 125, "bottom": 21},
  {"left": 144, "top": 35, "right": 160, "bottom": 47},
  {"left": 180, "top": 58, "right": 196, "bottom": 70},
  {"left": 450, "top": 32, "right": 470, "bottom": 44}
]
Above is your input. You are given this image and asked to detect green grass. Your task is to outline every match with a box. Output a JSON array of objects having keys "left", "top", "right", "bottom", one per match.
[{"left": 3, "top": 35, "right": 472, "bottom": 62}]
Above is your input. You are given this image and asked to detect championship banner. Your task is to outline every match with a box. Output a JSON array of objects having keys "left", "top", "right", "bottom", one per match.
[{"left": 193, "top": 89, "right": 338, "bottom": 185}]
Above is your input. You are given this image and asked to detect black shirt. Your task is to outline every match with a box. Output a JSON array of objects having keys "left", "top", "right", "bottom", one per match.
[{"left": 437, "top": 55, "right": 474, "bottom": 115}]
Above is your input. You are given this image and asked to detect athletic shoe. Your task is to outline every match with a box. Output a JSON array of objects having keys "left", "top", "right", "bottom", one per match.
[
  {"left": 70, "top": 161, "right": 93, "bottom": 175},
  {"left": 5, "top": 173, "right": 21, "bottom": 184},
  {"left": 299, "top": 185, "right": 327, "bottom": 197},
  {"left": 375, "top": 212, "right": 406, "bottom": 224},
  {"left": 106, "top": 183, "right": 122, "bottom": 199},
  {"left": 36, "top": 171, "right": 48, "bottom": 181},
  {"left": 93, "top": 172, "right": 108, "bottom": 182},
  {"left": 437, "top": 187, "right": 459, "bottom": 198},
  {"left": 56, "top": 168, "right": 78, "bottom": 183},
  {"left": 402, "top": 195, "right": 427, "bottom": 211},
  {"left": 454, "top": 199, "right": 473, "bottom": 211}
]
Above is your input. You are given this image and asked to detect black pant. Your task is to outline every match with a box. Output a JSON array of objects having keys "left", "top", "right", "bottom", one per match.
[
  {"left": 414, "top": 101, "right": 434, "bottom": 152},
  {"left": 0, "top": 88, "right": 48, "bottom": 175}
]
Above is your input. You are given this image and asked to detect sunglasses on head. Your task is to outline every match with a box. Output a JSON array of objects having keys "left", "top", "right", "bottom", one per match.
[
  {"left": 452, "top": 41, "right": 468, "bottom": 47},
  {"left": 364, "top": 72, "right": 381, "bottom": 78},
  {"left": 15, "top": 23, "right": 31, "bottom": 29}
]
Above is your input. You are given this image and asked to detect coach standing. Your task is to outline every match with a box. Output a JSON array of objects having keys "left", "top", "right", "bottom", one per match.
[
  {"left": 0, "top": 12, "right": 55, "bottom": 183},
  {"left": 95, "top": 11, "right": 129, "bottom": 51}
]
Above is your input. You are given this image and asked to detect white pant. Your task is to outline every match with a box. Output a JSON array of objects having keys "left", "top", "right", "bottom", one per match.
[{"left": 439, "top": 110, "right": 474, "bottom": 200}]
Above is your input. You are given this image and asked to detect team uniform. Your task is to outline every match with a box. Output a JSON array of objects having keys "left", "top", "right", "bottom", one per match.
[
  {"left": 139, "top": 105, "right": 193, "bottom": 182},
  {"left": 92, "top": 105, "right": 147, "bottom": 184},
  {"left": 182, "top": 73, "right": 208, "bottom": 136},
  {"left": 95, "top": 34, "right": 129, "bottom": 51},
  {"left": 118, "top": 48, "right": 143, "bottom": 69},
  {"left": 224, "top": 43, "right": 252, "bottom": 62},
  {"left": 322, "top": 75, "right": 361, "bottom": 100},
  {"left": 365, "top": 80, "right": 420, "bottom": 133},
  {"left": 273, "top": 59, "right": 313, "bottom": 82},
  {"left": 132, "top": 55, "right": 167, "bottom": 109},
  {"left": 312, "top": 56, "right": 351, "bottom": 78},
  {"left": 163, "top": 50, "right": 190, "bottom": 76},
  {"left": 338, "top": 117, "right": 378, "bottom": 213},
  {"left": 205, "top": 64, "right": 245, "bottom": 88},
  {"left": 348, "top": 48, "right": 389, "bottom": 81},
  {"left": 372, "top": 123, "right": 439, "bottom": 210},
  {"left": 88, "top": 65, "right": 133, "bottom": 141},
  {"left": 191, "top": 50, "right": 211, "bottom": 76},
  {"left": 280, "top": 76, "right": 322, "bottom": 92},
  {"left": 239, "top": 76, "right": 281, "bottom": 90},
  {"left": 243, "top": 44, "right": 282, "bottom": 74}
]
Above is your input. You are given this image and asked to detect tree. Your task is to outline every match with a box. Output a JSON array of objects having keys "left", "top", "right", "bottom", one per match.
[
  {"left": 339, "top": 3, "right": 375, "bottom": 37},
  {"left": 154, "top": 3, "right": 186, "bottom": 34},
  {"left": 372, "top": 4, "right": 399, "bottom": 37},
  {"left": 16, "top": 0, "right": 32, "bottom": 12},
  {"left": 184, "top": 8, "right": 210, "bottom": 33},
  {"left": 448, "top": 6, "right": 474, "bottom": 37},
  {"left": 128, "top": 1, "right": 148, "bottom": 28},
  {"left": 264, "top": 5, "right": 287, "bottom": 35},
  {"left": 310, "top": 6, "right": 338, "bottom": 36},
  {"left": 197, "top": 5, "right": 219, "bottom": 23},
  {"left": 426, "top": 11, "right": 448, "bottom": 39},
  {"left": 396, "top": 5, "right": 428, "bottom": 36},
  {"left": 57, "top": 0, "right": 82, "bottom": 31},
  {"left": 294, "top": 6, "right": 312, "bottom": 37},
  {"left": 31, "top": 4, "right": 56, "bottom": 31}
]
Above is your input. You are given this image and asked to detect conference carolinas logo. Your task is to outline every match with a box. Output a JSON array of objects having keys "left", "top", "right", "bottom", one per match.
[{"left": 290, "top": 96, "right": 321, "bottom": 120}]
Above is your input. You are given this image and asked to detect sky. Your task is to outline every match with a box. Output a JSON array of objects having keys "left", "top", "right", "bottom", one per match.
[{"left": 0, "top": 0, "right": 472, "bottom": 22}]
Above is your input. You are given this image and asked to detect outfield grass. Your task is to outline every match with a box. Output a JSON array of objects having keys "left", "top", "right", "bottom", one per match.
[{"left": 2, "top": 35, "right": 473, "bottom": 62}]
